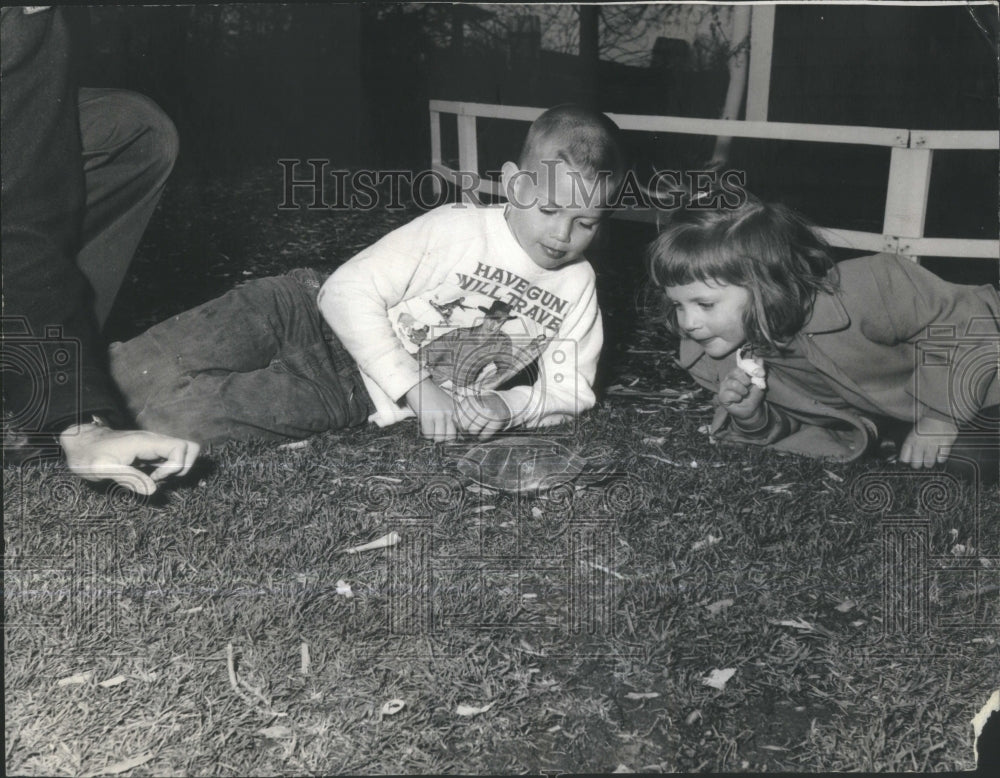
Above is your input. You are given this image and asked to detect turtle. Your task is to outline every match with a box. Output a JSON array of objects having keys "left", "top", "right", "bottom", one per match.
[{"left": 451, "top": 436, "right": 615, "bottom": 495}]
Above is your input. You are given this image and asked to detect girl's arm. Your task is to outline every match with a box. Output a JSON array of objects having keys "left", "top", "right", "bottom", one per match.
[{"left": 686, "top": 353, "right": 800, "bottom": 444}]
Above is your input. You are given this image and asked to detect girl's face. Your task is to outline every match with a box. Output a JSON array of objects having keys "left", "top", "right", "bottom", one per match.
[{"left": 664, "top": 279, "right": 750, "bottom": 358}]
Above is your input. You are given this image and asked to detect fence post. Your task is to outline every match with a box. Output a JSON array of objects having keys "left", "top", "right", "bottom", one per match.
[
  {"left": 429, "top": 108, "right": 442, "bottom": 199},
  {"left": 456, "top": 112, "right": 481, "bottom": 205},
  {"left": 883, "top": 144, "right": 934, "bottom": 263}
]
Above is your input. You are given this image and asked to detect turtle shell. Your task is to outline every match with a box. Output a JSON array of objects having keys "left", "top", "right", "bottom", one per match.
[{"left": 454, "top": 437, "right": 589, "bottom": 494}]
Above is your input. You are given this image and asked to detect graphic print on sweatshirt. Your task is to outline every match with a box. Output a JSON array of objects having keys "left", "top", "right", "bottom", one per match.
[{"left": 388, "top": 262, "right": 572, "bottom": 396}]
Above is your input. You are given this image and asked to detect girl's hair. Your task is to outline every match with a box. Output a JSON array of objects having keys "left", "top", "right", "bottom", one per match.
[{"left": 646, "top": 196, "right": 840, "bottom": 351}]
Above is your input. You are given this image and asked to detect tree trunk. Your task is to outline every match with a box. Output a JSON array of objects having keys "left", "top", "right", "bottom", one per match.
[{"left": 578, "top": 4, "right": 600, "bottom": 107}]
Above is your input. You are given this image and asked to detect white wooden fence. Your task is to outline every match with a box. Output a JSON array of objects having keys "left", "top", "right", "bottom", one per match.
[{"left": 429, "top": 99, "right": 999, "bottom": 262}]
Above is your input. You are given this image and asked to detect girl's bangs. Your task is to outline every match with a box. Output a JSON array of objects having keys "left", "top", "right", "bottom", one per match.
[{"left": 651, "top": 228, "right": 746, "bottom": 288}]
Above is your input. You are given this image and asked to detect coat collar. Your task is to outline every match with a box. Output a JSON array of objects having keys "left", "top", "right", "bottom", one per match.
[
  {"left": 801, "top": 288, "right": 851, "bottom": 335},
  {"left": 675, "top": 288, "right": 851, "bottom": 369}
]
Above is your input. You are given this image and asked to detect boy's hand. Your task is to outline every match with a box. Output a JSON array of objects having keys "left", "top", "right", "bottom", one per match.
[
  {"left": 405, "top": 378, "right": 459, "bottom": 441},
  {"left": 456, "top": 391, "right": 511, "bottom": 440},
  {"left": 718, "top": 367, "right": 766, "bottom": 423},
  {"left": 59, "top": 423, "right": 200, "bottom": 496},
  {"left": 900, "top": 415, "right": 958, "bottom": 469}
]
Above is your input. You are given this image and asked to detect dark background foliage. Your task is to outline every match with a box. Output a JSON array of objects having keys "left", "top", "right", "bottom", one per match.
[{"left": 65, "top": 3, "right": 997, "bottom": 291}]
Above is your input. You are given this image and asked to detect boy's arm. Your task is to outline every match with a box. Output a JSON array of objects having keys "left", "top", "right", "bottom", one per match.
[
  {"left": 317, "top": 209, "right": 444, "bottom": 403},
  {"left": 489, "top": 275, "right": 602, "bottom": 429}
]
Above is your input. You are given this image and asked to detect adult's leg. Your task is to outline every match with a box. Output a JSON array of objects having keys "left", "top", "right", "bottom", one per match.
[
  {"left": 108, "top": 270, "right": 372, "bottom": 445},
  {"left": 77, "top": 87, "right": 179, "bottom": 328}
]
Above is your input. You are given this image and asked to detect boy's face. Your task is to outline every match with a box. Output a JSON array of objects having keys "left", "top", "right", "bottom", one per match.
[{"left": 501, "top": 158, "right": 607, "bottom": 271}]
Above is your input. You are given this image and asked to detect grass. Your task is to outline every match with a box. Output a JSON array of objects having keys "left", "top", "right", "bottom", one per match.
[{"left": 5, "top": 165, "right": 999, "bottom": 775}]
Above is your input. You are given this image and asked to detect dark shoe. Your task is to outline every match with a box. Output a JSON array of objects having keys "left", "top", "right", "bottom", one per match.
[{"left": 2, "top": 428, "right": 60, "bottom": 467}]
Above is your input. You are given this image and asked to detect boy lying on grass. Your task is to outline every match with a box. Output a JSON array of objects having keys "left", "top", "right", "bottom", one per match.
[
  {"left": 109, "top": 105, "right": 627, "bottom": 444},
  {"left": 648, "top": 195, "right": 1000, "bottom": 485}
]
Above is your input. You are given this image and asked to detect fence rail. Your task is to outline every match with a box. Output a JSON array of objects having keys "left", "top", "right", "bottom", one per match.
[{"left": 429, "top": 99, "right": 999, "bottom": 262}]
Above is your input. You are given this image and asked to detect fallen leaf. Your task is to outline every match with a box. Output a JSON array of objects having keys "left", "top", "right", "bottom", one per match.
[
  {"left": 834, "top": 600, "right": 855, "bottom": 613},
  {"left": 691, "top": 534, "right": 721, "bottom": 552},
  {"left": 277, "top": 439, "right": 310, "bottom": 450},
  {"left": 705, "top": 598, "right": 734, "bottom": 616},
  {"left": 300, "top": 642, "right": 311, "bottom": 675},
  {"left": 586, "top": 560, "right": 624, "bottom": 580},
  {"left": 624, "top": 692, "right": 659, "bottom": 700},
  {"left": 519, "top": 638, "right": 544, "bottom": 655},
  {"left": 335, "top": 579, "right": 354, "bottom": 597},
  {"left": 99, "top": 675, "right": 127, "bottom": 688},
  {"left": 342, "top": 532, "right": 400, "bottom": 554},
  {"left": 702, "top": 668, "right": 736, "bottom": 690},
  {"left": 57, "top": 671, "right": 93, "bottom": 687},
  {"left": 612, "top": 765, "right": 634, "bottom": 774},
  {"left": 772, "top": 617, "right": 816, "bottom": 631},
  {"left": 380, "top": 699, "right": 406, "bottom": 717},
  {"left": 82, "top": 752, "right": 154, "bottom": 777},
  {"left": 685, "top": 709, "right": 702, "bottom": 725},
  {"left": 641, "top": 453, "right": 682, "bottom": 466},
  {"left": 530, "top": 506, "right": 543, "bottom": 519},
  {"left": 456, "top": 702, "right": 494, "bottom": 716},
  {"left": 642, "top": 436, "right": 666, "bottom": 446},
  {"left": 258, "top": 725, "right": 294, "bottom": 739}
]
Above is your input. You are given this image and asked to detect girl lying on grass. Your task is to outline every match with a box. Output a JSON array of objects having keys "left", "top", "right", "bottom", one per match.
[{"left": 647, "top": 195, "right": 1000, "bottom": 486}]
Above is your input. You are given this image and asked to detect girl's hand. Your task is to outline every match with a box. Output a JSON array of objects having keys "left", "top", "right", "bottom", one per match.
[
  {"left": 900, "top": 416, "right": 959, "bottom": 469},
  {"left": 719, "top": 367, "right": 766, "bottom": 423}
]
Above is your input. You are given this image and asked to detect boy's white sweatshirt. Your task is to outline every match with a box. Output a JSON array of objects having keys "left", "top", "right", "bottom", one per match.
[{"left": 317, "top": 204, "right": 603, "bottom": 429}]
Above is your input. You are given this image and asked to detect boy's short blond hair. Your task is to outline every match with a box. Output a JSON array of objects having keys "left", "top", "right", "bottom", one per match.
[{"left": 518, "top": 104, "right": 627, "bottom": 198}]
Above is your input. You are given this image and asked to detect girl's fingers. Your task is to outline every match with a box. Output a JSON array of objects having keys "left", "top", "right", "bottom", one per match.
[{"left": 719, "top": 377, "right": 752, "bottom": 405}]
